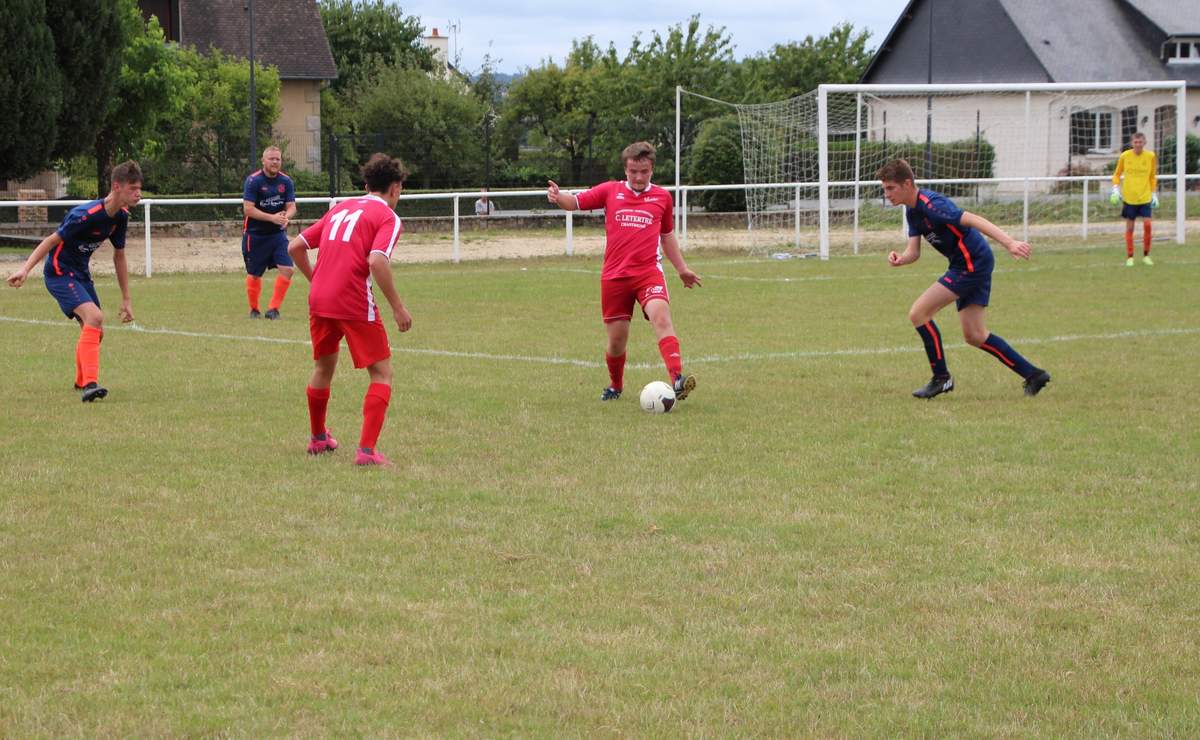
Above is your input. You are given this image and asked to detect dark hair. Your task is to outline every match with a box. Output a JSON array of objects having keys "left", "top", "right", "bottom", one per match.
[
  {"left": 111, "top": 160, "right": 143, "bottom": 186},
  {"left": 362, "top": 153, "right": 409, "bottom": 193},
  {"left": 876, "top": 159, "right": 914, "bottom": 184},
  {"left": 621, "top": 141, "right": 656, "bottom": 165}
]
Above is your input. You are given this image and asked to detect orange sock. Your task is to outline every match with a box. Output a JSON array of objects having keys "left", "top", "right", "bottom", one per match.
[
  {"left": 246, "top": 275, "right": 262, "bottom": 311},
  {"left": 78, "top": 325, "right": 102, "bottom": 386},
  {"left": 1143, "top": 221, "right": 1152, "bottom": 255},
  {"left": 1124, "top": 231, "right": 1134, "bottom": 258},
  {"left": 268, "top": 275, "right": 291, "bottom": 311}
]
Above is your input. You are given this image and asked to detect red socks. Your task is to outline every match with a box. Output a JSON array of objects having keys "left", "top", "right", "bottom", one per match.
[
  {"left": 246, "top": 275, "right": 262, "bottom": 311},
  {"left": 268, "top": 275, "right": 291, "bottom": 311},
  {"left": 77, "top": 325, "right": 102, "bottom": 386},
  {"left": 605, "top": 353, "right": 626, "bottom": 391},
  {"left": 359, "top": 383, "right": 391, "bottom": 451},
  {"left": 658, "top": 335, "right": 682, "bottom": 378},
  {"left": 1143, "top": 221, "right": 1152, "bottom": 255},
  {"left": 307, "top": 386, "right": 331, "bottom": 437},
  {"left": 1125, "top": 231, "right": 1134, "bottom": 258}
]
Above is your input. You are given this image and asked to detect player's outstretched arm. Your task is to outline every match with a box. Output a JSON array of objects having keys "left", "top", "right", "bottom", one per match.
[
  {"left": 368, "top": 252, "right": 412, "bottom": 333},
  {"left": 888, "top": 236, "right": 921, "bottom": 267},
  {"left": 661, "top": 233, "right": 701, "bottom": 288},
  {"left": 546, "top": 180, "right": 578, "bottom": 211},
  {"left": 960, "top": 211, "right": 1031, "bottom": 260},
  {"left": 112, "top": 248, "right": 134, "bottom": 322},
  {"left": 287, "top": 236, "right": 315, "bottom": 281},
  {"left": 6, "top": 232, "right": 62, "bottom": 287}
]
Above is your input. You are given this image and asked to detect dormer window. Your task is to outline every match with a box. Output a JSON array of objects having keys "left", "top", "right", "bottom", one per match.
[{"left": 1164, "top": 39, "right": 1200, "bottom": 64}]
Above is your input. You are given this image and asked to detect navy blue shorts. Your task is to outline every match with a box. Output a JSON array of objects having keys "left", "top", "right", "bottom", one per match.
[
  {"left": 1121, "top": 202, "right": 1152, "bottom": 220},
  {"left": 242, "top": 230, "right": 293, "bottom": 277},
  {"left": 939, "top": 254, "right": 994, "bottom": 311},
  {"left": 45, "top": 273, "right": 100, "bottom": 319}
]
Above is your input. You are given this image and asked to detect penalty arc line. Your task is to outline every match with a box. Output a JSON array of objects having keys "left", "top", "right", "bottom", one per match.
[{"left": 2, "top": 315, "right": 1198, "bottom": 370}]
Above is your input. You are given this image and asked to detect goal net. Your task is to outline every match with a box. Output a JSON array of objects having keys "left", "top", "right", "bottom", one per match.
[{"left": 677, "top": 82, "right": 1188, "bottom": 258}]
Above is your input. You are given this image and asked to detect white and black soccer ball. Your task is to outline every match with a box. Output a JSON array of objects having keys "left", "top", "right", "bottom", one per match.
[{"left": 639, "top": 380, "right": 676, "bottom": 413}]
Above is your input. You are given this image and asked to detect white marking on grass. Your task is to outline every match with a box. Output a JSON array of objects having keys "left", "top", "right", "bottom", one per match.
[
  {"left": 0, "top": 316, "right": 603, "bottom": 368},
  {"left": 3, "top": 315, "right": 1197, "bottom": 371}
]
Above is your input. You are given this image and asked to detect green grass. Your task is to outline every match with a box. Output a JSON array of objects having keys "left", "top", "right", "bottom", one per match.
[{"left": 2, "top": 240, "right": 1199, "bottom": 736}]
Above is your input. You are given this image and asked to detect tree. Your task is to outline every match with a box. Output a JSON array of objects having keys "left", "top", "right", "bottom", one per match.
[
  {"left": 621, "top": 16, "right": 738, "bottom": 173},
  {"left": 45, "top": 0, "right": 128, "bottom": 161},
  {"left": 93, "top": 8, "right": 188, "bottom": 192},
  {"left": 350, "top": 66, "right": 487, "bottom": 188},
  {"left": 756, "top": 22, "right": 874, "bottom": 99},
  {"left": 150, "top": 47, "right": 281, "bottom": 194},
  {"left": 687, "top": 115, "right": 745, "bottom": 212},
  {"left": 0, "top": 0, "right": 62, "bottom": 180},
  {"left": 319, "top": 0, "right": 433, "bottom": 92},
  {"left": 502, "top": 38, "right": 621, "bottom": 183}
]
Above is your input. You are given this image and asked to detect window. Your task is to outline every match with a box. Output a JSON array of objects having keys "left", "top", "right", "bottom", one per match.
[
  {"left": 1120, "top": 106, "right": 1138, "bottom": 150},
  {"left": 1164, "top": 38, "right": 1200, "bottom": 64},
  {"left": 1070, "top": 108, "right": 1115, "bottom": 154},
  {"left": 1155, "top": 105, "right": 1177, "bottom": 151}
]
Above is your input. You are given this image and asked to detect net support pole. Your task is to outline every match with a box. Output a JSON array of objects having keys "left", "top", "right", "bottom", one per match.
[
  {"left": 853, "top": 92, "right": 863, "bottom": 255},
  {"left": 1022, "top": 90, "right": 1031, "bottom": 242},
  {"left": 681, "top": 188, "right": 688, "bottom": 250},
  {"left": 794, "top": 184, "right": 801, "bottom": 249},
  {"left": 566, "top": 207, "right": 574, "bottom": 256},
  {"left": 675, "top": 85, "right": 682, "bottom": 235},
  {"left": 1082, "top": 179, "right": 1089, "bottom": 239},
  {"left": 818, "top": 85, "right": 830, "bottom": 260},
  {"left": 452, "top": 196, "right": 460, "bottom": 263},
  {"left": 1176, "top": 83, "right": 1186, "bottom": 244},
  {"left": 143, "top": 200, "right": 152, "bottom": 278}
]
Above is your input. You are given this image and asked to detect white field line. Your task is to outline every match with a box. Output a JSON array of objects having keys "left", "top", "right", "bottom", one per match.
[
  {"left": 541, "top": 258, "right": 1200, "bottom": 284},
  {"left": 3, "top": 315, "right": 1198, "bottom": 371}
]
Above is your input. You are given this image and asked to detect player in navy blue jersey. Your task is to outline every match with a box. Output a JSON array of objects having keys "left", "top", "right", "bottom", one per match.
[
  {"left": 7, "top": 161, "right": 142, "bottom": 401},
  {"left": 242, "top": 145, "right": 296, "bottom": 319},
  {"left": 877, "top": 159, "right": 1051, "bottom": 399}
]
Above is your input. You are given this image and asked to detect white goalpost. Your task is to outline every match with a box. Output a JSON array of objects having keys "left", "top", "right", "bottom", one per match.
[{"left": 676, "top": 81, "right": 1189, "bottom": 259}]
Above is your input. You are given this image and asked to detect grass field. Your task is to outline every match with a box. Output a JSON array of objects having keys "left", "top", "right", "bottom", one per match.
[{"left": 2, "top": 240, "right": 1199, "bottom": 735}]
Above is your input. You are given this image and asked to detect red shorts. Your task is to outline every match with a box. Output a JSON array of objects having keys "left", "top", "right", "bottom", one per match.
[
  {"left": 601, "top": 271, "right": 669, "bottom": 323},
  {"left": 309, "top": 314, "right": 391, "bottom": 368}
]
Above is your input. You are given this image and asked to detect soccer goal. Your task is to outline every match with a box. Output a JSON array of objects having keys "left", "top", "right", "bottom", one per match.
[{"left": 676, "top": 81, "right": 1189, "bottom": 258}]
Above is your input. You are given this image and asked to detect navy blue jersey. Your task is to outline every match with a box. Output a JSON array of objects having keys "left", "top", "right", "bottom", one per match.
[
  {"left": 242, "top": 169, "right": 295, "bottom": 234},
  {"left": 906, "top": 189, "right": 992, "bottom": 272},
  {"left": 45, "top": 199, "right": 128, "bottom": 281}
]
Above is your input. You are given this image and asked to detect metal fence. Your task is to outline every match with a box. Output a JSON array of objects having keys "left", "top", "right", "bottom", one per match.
[{"left": 2, "top": 175, "right": 1197, "bottom": 276}]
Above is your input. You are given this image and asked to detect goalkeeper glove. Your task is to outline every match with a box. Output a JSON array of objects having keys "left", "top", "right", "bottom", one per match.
[
  {"left": 1110, "top": 185, "right": 1121, "bottom": 206},
  {"left": 1151, "top": 193, "right": 1159, "bottom": 208}
]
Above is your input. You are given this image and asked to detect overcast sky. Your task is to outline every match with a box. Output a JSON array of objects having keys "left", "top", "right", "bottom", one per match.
[{"left": 393, "top": 0, "right": 910, "bottom": 75}]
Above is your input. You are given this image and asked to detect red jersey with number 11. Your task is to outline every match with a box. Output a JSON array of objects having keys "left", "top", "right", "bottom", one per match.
[
  {"left": 574, "top": 181, "right": 674, "bottom": 280},
  {"left": 299, "top": 194, "right": 402, "bottom": 321}
]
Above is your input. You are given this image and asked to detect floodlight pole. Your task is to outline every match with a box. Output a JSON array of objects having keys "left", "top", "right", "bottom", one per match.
[
  {"left": 248, "top": 0, "right": 257, "bottom": 170},
  {"left": 675, "top": 85, "right": 682, "bottom": 234}
]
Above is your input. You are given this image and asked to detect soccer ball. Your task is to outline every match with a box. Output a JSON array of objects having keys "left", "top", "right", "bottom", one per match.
[{"left": 639, "top": 380, "right": 676, "bottom": 413}]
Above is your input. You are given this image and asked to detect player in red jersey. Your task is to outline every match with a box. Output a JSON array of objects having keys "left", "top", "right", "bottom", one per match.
[
  {"left": 286, "top": 154, "right": 413, "bottom": 466},
  {"left": 546, "top": 141, "right": 702, "bottom": 402}
]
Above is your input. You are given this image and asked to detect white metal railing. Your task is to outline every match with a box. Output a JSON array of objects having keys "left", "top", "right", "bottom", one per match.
[{"left": 2, "top": 176, "right": 1196, "bottom": 275}]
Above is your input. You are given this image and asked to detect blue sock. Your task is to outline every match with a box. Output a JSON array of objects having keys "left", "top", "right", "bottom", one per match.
[
  {"left": 915, "top": 321, "right": 949, "bottom": 377},
  {"left": 979, "top": 333, "right": 1037, "bottom": 378}
]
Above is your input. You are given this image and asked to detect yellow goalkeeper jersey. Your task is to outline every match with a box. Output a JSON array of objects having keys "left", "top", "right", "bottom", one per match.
[{"left": 1112, "top": 149, "right": 1157, "bottom": 205}]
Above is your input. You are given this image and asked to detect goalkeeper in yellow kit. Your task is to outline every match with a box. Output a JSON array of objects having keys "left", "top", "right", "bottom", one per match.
[{"left": 1110, "top": 132, "right": 1157, "bottom": 266}]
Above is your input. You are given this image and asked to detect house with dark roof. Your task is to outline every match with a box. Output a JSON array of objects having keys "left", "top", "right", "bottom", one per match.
[
  {"left": 859, "top": 0, "right": 1198, "bottom": 182},
  {"left": 140, "top": 0, "right": 338, "bottom": 173}
]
